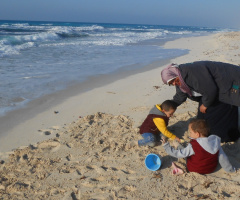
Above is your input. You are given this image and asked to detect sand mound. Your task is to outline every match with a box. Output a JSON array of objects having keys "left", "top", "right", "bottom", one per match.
[{"left": 0, "top": 112, "right": 240, "bottom": 199}]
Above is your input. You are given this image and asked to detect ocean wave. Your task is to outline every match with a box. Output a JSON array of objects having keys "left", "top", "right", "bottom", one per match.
[
  {"left": 0, "top": 24, "right": 104, "bottom": 54},
  {"left": 56, "top": 32, "right": 89, "bottom": 38},
  {"left": 12, "top": 23, "right": 30, "bottom": 27},
  {"left": 1, "top": 23, "right": 184, "bottom": 48},
  {"left": 90, "top": 30, "right": 166, "bottom": 46},
  {"left": 0, "top": 21, "right": 223, "bottom": 57},
  {"left": 0, "top": 23, "right": 102, "bottom": 36},
  {"left": 1, "top": 32, "right": 59, "bottom": 46},
  {"left": 0, "top": 23, "right": 30, "bottom": 28},
  {"left": 51, "top": 26, "right": 90, "bottom": 38},
  {"left": 74, "top": 25, "right": 104, "bottom": 31},
  {"left": 0, "top": 41, "right": 35, "bottom": 57},
  {"left": 0, "top": 28, "right": 91, "bottom": 56}
]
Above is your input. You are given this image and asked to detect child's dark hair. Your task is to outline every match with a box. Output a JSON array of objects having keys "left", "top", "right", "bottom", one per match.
[
  {"left": 160, "top": 100, "right": 178, "bottom": 111},
  {"left": 189, "top": 118, "right": 209, "bottom": 137}
]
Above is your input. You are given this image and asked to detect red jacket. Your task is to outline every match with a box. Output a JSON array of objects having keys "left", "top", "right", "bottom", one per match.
[
  {"left": 140, "top": 114, "right": 169, "bottom": 135},
  {"left": 187, "top": 139, "right": 219, "bottom": 174}
]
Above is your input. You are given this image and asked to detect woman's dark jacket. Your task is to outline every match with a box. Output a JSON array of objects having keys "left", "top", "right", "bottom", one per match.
[{"left": 173, "top": 61, "right": 240, "bottom": 107}]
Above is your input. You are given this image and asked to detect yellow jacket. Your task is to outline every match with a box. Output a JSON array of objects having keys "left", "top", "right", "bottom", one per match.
[{"left": 153, "top": 104, "right": 176, "bottom": 140}]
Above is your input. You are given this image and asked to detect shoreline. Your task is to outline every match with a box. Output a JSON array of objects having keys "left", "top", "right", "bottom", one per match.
[{"left": 0, "top": 56, "right": 174, "bottom": 152}]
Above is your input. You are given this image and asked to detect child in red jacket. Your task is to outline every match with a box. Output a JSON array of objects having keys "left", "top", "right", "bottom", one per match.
[
  {"left": 138, "top": 100, "right": 180, "bottom": 147},
  {"left": 162, "top": 118, "right": 236, "bottom": 174}
]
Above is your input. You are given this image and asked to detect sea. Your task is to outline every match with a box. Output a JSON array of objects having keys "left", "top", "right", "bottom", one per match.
[{"left": 0, "top": 20, "right": 234, "bottom": 116}]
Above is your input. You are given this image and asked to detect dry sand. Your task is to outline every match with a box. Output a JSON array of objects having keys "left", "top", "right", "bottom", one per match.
[{"left": 0, "top": 32, "right": 240, "bottom": 199}]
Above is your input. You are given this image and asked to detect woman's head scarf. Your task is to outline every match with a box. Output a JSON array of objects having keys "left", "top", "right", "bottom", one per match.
[{"left": 161, "top": 63, "right": 192, "bottom": 96}]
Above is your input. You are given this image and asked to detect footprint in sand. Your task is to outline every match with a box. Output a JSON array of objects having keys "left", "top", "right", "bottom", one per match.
[
  {"left": 38, "top": 129, "right": 52, "bottom": 136},
  {"left": 38, "top": 126, "right": 60, "bottom": 136},
  {"left": 85, "top": 165, "right": 106, "bottom": 174},
  {"left": 37, "top": 141, "right": 61, "bottom": 152},
  {"left": 93, "top": 165, "right": 136, "bottom": 175},
  {"left": 120, "top": 169, "right": 136, "bottom": 175}
]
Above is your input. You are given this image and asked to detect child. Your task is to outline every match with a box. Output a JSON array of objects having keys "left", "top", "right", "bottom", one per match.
[
  {"left": 138, "top": 100, "right": 180, "bottom": 147},
  {"left": 162, "top": 118, "right": 236, "bottom": 174}
]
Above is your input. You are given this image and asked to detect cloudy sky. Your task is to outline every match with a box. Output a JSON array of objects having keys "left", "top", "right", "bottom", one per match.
[{"left": 1, "top": 0, "right": 240, "bottom": 28}]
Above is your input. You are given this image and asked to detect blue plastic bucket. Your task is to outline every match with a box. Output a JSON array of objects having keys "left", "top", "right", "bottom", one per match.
[{"left": 145, "top": 153, "right": 161, "bottom": 171}]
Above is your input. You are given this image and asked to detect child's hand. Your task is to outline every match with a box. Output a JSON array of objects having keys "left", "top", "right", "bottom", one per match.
[
  {"left": 180, "top": 139, "right": 185, "bottom": 143},
  {"left": 175, "top": 137, "right": 181, "bottom": 142},
  {"left": 161, "top": 137, "right": 167, "bottom": 144}
]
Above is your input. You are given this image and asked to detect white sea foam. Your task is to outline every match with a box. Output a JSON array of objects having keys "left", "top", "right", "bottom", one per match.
[
  {"left": 0, "top": 39, "right": 36, "bottom": 57},
  {"left": 15, "top": 32, "right": 59, "bottom": 42}
]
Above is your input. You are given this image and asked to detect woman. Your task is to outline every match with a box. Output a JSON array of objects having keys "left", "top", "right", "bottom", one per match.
[{"left": 161, "top": 61, "right": 240, "bottom": 142}]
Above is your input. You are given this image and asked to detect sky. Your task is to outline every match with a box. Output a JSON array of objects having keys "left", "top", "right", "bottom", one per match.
[{"left": 1, "top": 0, "right": 240, "bottom": 29}]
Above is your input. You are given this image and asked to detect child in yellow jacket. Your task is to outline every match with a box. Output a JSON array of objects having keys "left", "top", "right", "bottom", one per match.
[{"left": 138, "top": 100, "right": 180, "bottom": 147}]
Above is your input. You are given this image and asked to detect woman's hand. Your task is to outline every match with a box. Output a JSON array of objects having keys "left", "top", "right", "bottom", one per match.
[{"left": 200, "top": 104, "right": 207, "bottom": 113}]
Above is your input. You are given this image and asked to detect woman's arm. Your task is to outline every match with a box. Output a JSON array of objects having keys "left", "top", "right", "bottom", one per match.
[{"left": 173, "top": 86, "right": 188, "bottom": 106}]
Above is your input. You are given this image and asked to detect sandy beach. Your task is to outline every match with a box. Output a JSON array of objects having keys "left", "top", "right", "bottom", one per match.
[{"left": 1, "top": 32, "right": 240, "bottom": 199}]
